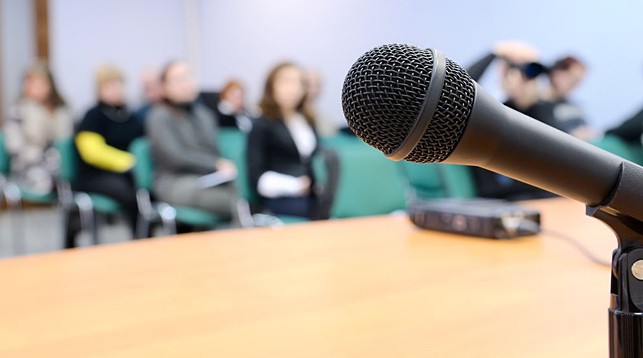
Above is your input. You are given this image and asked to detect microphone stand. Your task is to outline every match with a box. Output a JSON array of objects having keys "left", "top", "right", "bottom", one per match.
[
  {"left": 587, "top": 162, "right": 643, "bottom": 357},
  {"left": 590, "top": 208, "right": 643, "bottom": 357}
]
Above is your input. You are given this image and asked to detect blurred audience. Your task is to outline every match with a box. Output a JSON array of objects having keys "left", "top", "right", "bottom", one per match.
[
  {"left": 305, "top": 68, "right": 337, "bottom": 136},
  {"left": 247, "top": 62, "right": 320, "bottom": 219},
  {"left": 134, "top": 66, "right": 163, "bottom": 123},
  {"left": 212, "top": 79, "right": 254, "bottom": 132},
  {"left": 146, "top": 61, "right": 241, "bottom": 228},
  {"left": 74, "top": 65, "right": 144, "bottom": 237},
  {"left": 4, "top": 62, "right": 73, "bottom": 194},
  {"left": 546, "top": 55, "right": 594, "bottom": 141}
]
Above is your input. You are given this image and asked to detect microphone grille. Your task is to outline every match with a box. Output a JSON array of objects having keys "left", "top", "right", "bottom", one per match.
[{"left": 342, "top": 44, "right": 475, "bottom": 163}]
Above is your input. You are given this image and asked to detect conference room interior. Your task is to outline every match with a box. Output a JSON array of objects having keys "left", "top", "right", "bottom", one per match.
[
  {"left": 1, "top": 1, "right": 643, "bottom": 356},
  {"left": 2, "top": 0, "right": 643, "bottom": 255}
]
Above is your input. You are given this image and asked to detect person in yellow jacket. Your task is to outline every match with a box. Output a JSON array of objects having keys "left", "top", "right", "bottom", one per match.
[{"left": 74, "top": 65, "right": 144, "bottom": 239}]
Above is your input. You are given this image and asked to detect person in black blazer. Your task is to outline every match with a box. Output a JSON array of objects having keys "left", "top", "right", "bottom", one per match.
[{"left": 247, "top": 62, "right": 319, "bottom": 219}]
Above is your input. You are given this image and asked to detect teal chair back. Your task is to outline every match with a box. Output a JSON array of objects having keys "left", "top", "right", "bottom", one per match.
[
  {"left": 129, "top": 138, "right": 154, "bottom": 191},
  {"left": 397, "top": 161, "right": 477, "bottom": 201},
  {"left": 324, "top": 136, "right": 406, "bottom": 218},
  {"left": 437, "top": 164, "right": 477, "bottom": 198},
  {"left": 0, "top": 133, "right": 10, "bottom": 176},
  {"left": 398, "top": 162, "right": 446, "bottom": 200},
  {"left": 218, "top": 128, "right": 256, "bottom": 203},
  {"left": 55, "top": 138, "right": 78, "bottom": 183},
  {"left": 591, "top": 134, "right": 643, "bottom": 165}
]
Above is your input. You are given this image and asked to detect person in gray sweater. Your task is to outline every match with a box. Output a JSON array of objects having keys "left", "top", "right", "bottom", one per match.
[{"left": 146, "top": 61, "right": 240, "bottom": 227}]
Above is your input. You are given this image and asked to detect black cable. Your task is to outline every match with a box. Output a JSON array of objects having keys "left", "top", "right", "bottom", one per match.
[{"left": 542, "top": 229, "right": 611, "bottom": 268}]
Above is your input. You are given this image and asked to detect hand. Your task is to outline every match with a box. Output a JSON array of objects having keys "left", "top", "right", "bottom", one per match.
[
  {"left": 493, "top": 40, "right": 540, "bottom": 64},
  {"left": 215, "top": 159, "right": 237, "bottom": 178},
  {"left": 298, "top": 176, "right": 311, "bottom": 195}
]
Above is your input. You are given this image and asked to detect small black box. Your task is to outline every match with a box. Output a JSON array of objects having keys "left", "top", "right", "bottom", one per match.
[{"left": 408, "top": 199, "right": 541, "bottom": 239}]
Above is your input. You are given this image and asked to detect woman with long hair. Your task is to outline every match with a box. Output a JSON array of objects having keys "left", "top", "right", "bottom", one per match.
[
  {"left": 247, "top": 62, "right": 320, "bottom": 219},
  {"left": 4, "top": 62, "right": 73, "bottom": 194}
]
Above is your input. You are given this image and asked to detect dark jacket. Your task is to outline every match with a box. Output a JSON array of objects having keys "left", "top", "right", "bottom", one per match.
[
  {"left": 246, "top": 116, "right": 318, "bottom": 199},
  {"left": 76, "top": 102, "right": 143, "bottom": 180},
  {"left": 606, "top": 108, "right": 643, "bottom": 143}
]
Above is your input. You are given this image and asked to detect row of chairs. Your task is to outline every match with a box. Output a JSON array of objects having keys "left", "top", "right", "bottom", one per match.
[
  {"left": 56, "top": 131, "right": 340, "bottom": 246},
  {"left": 2, "top": 131, "right": 642, "bottom": 254},
  {"left": 0, "top": 129, "right": 342, "bottom": 252},
  {"left": 320, "top": 132, "right": 643, "bottom": 215}
]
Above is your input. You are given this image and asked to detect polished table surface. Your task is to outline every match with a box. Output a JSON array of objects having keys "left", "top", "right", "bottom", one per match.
[{"left": 0, "top": 198, "right": 617, "bottom": 357}]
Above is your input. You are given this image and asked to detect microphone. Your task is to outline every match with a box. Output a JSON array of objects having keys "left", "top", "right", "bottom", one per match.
[
  {"left": 342, "top": 43, "right": 643, "bottom": 357},
  {"left": 341, "top": 44, "right": 643, "bottom": 223}
]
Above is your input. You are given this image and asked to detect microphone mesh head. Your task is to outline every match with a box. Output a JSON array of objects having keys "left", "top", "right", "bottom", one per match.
[{"left": 342, "top": 44, "right": 476, "bottom": 163}]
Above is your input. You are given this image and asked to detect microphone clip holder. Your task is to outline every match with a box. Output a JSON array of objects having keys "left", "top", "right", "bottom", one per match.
[{"left": 587, "top": 161, "right": 643, "bottom": 357}]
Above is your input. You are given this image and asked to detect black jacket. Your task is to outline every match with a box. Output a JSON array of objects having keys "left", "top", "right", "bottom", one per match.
[
  {"left": 75, "top": 102, "right": 144, "bottom": 180},
  {"left": 606, "top": 108, "right": 643, "bottom": 143},
  {"left": 246, "top": 116, "right": 318, "bottom": 199}
]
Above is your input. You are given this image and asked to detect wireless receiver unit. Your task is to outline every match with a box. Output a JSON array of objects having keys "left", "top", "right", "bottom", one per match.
[{"left": 408, "top": 199, "right": 541, "bottom": 239}]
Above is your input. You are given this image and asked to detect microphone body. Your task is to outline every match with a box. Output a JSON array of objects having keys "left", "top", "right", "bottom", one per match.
[{"left": 446, "top": 84, "right": 622, "bottom": 207}]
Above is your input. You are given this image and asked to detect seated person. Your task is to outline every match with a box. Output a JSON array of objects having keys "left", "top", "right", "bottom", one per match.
[
  {"left": 4, "top": 62, "right": 73, "bottom": 194},
  {"left": 74, "top": 65, "right": 144, "bottom": 237},
  {"left": 546, "top": 55, "right": 594, "bottom": 141},
  {"left": 146, "top": 61, "right": 241, "bottom": 228},
  {"left": 211, "top": 79, "right": 254, "bottom": 132},
  {"left": 247, "top": 62, "right": 321, "bottom": 219}
]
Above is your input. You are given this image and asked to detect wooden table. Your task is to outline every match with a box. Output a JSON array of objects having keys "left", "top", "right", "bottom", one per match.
[{"left": 0, "top": 198, "right": 617, "bottom": 357}]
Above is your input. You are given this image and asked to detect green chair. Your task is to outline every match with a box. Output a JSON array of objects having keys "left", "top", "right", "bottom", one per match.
[
  {"left": 591, "top": 134, "right": 643, "bottom": 165},
  {"left": 218, "top": 128, "right": 256, "bottom": 206},
  {"left": 129, "top": 138, "right": 224, "bottom": 237},
  {"left": 0, "top": 132, "right": 20, "bottom": 253},
  {"left": 436, "top": 164, "right": 477, "bottom": 198},
  {"left": 398, "top": 162, "right": 447, "bottom": 200},
  {"left": 55, "top": 138, "right": 123, "bottom": 248},
  {"left": 0, "top": 133, "right": 58, "bottom": 254},
  {"left": 0, "top": 133, "right": 57, "bottom": 204},
  {"left": 323, "top": 136, "right": 406, "bottom": 218},
  {"left": 399, "top": 162, "right": 477, "bottom": 199}
]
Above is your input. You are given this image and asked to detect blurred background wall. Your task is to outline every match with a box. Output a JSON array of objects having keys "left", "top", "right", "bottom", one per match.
[{"left": 2, "top": 0, "right": 643, "bottom": 130}]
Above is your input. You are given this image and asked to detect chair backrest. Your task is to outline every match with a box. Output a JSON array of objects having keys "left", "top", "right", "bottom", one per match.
[
  {"left": 0, "top": 132, "right": 10, "bottom": 175},
  {"left": 55, "top": 138, "right": 78, "bottom": 183},
  {"left": 323, "top": 135, "right": 407, "bottom": 218},
  {"left": 591, "top": 134, "right": 643, "bottom": 165},
  {"left": 395, "top": 158, "right": 478, "bottom": 202},
  {"left": 218, "top": 128, "right": 255, "bottom": 203},
  {"left": 436, "top": 164, "right": 477, "bottom": 198},
  {"left": 398, "top": 161, "right": 447, "bottom": 200},
  {"left": 129, "top": 138, "right": 154, "bottom": 191}
]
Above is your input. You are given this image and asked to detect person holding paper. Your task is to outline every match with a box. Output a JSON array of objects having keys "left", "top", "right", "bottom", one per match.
[
  {"left": 247, "top": 62, "right": 320, "bottom": 219},
  {"left": 146, "top": 61, "right": 240, "bottom": 228}
]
